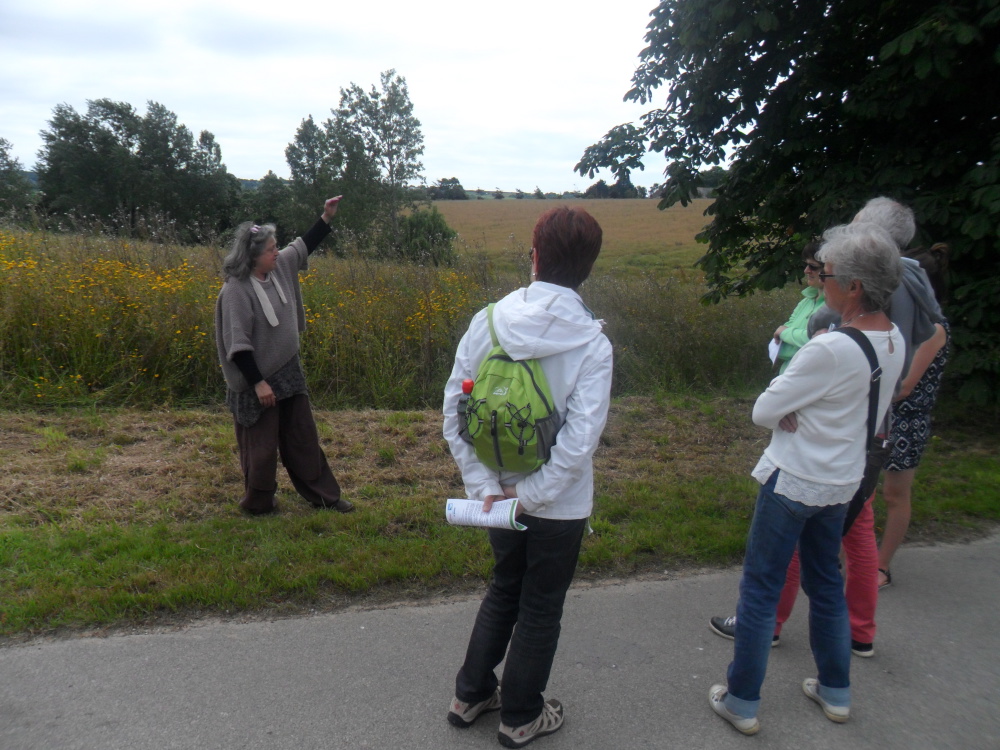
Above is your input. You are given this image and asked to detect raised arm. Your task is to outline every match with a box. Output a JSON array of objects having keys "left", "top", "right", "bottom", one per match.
[{"left": 300, "top": 196, "right": 344, "bottom": 254}]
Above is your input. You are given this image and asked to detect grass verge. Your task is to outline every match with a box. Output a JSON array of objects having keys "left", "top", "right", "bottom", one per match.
[{"left": 1, "top": 396, "right": 997, "bottom": 640}]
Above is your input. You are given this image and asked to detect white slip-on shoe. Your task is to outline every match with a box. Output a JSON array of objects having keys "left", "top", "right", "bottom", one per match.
[
  {"left": 709, "top": 684, "right": 760, "bottom": 735},
  {"left": 802, "top": 678, "right": 850, "bottom": 723}
]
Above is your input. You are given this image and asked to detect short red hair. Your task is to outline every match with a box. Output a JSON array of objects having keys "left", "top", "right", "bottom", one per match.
[{"left": 532, "top": 207, "right": 603, "bottom": 289}]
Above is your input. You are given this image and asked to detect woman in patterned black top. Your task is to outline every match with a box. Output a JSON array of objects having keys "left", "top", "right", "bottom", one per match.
[{"left": 877, "top": 244, "right": 950, "bottom": 589}]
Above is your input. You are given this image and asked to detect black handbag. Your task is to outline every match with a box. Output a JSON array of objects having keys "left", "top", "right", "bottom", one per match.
[{"left": 834, "top": 327, "right": 892, "bottom": 535}]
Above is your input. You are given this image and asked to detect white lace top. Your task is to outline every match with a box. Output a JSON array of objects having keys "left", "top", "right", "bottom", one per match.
[{"left": 751, "top": 454, "right": 856, "bottom": 507}]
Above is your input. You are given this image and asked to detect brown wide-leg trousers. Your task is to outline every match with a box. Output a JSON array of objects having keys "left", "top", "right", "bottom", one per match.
[{"left": 234, "top": 393, "right": 341, "bottom": 513}]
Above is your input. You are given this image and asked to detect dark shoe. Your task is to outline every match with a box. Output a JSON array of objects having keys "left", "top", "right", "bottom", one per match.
[
  {"left": 709, "top": 616, "right": 779, "bottom": 646},
  {"left": 851, "top": 640, "right": 874, "bottom": 658},
  {"left": 498, "top": 699, "right": 564, "bottom": 747},
  {"left": 239, "top": 500, "right": 277, "bottom": 516},
  {"left": 709, "top": 684, "right": 760, "bottom": 735},
  {"left": 447, "top": 688, "right": 501, "bottom": 728},
  {"left": 317, "top": 498, "right": 354, "bottom": 513},
  {"left": 878, "top": 568, "right": 892, "bottom": 590}
]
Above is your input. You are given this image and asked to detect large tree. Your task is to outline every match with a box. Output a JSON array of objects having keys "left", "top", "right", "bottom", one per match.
[
  {"left": 37, "top": 99, "right": 238, "bottom": 240},
  {"left": 284, "top": 115, "right": 343, "bottom": 232},
  {"left": 577, "top": 0, "right": 1000, "bottom": 401},
  {"left": 284, "top": 114, "right": 381, "bottom": 248},
  {"left": 328, "top": 69, "right": 424, "bottom": 251}
]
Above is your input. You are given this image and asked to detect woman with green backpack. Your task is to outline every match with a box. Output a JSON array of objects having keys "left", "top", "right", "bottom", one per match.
[{"left": 442, "top": 207, "right": 613, "bottom": 748}]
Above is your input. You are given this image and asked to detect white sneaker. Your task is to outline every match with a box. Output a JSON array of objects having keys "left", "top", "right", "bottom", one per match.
[
  {"left": 447, "top": 687, "right": 501, "bottom": 728},
  {"left": 709, "top": 684, "right": 760, "bottom": 735},
  {"left": 497, "top": 698, "right": 564, "bottom": 747},
  {"left": 802, "top": 678, "right": 850, "bottom": 723}
]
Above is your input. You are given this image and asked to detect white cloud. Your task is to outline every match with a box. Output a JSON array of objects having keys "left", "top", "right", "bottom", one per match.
[{"left": 0, "top": 0, "right": 667, "bottom": 191}]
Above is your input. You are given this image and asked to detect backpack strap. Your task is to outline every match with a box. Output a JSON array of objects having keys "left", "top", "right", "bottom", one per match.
[{"left": 486, "top": 303, "right": 499, "bottom": 348}]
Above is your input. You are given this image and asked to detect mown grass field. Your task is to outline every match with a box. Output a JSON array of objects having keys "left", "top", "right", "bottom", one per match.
[{"left": 1, "top": 198, "right": 997, "bottom": 640}]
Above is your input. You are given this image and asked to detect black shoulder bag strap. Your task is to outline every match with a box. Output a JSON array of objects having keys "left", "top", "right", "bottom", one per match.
[{"left": 833, "top": 326, "right": 884, "bottom": 535}]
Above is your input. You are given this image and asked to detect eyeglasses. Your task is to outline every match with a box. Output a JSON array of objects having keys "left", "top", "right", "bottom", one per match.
[
  {"left": 817, "top": 272, "right": 839, "bottom": 282},
  {"left": 804, "top": 261, "right": 822, "bottom": 271}
]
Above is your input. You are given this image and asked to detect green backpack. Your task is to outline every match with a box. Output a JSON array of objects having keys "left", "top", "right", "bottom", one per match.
[{"left": 459, "top": 304, "right": 563, "bottom": 474}]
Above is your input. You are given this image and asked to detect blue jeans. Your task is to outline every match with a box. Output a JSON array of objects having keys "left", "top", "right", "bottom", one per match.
[
  {"left": 455, "top": 515, "right": 587, "bottom": 727},
  {"left": 724, "top": 471, "right": 852, "bottom": 719}
]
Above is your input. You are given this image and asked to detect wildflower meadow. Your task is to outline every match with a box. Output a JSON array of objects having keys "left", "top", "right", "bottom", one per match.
[{"left": 0, "top": 205, "right": 793, "bottom": 410}]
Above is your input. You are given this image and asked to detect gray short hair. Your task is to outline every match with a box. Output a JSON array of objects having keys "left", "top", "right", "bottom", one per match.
[
  {"left": 852, "top": 197, "right": 915, "bottom": 249},
  {"left": 818, "top": 223, "right": 903, "bottom": 312},
  {"left": 223, "top": 221, "right": 277, "bottom": 280}
]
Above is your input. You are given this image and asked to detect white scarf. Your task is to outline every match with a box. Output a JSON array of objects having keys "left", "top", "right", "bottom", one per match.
[{"left": 250, "top": 274, "right": 288, "bottom": 327}]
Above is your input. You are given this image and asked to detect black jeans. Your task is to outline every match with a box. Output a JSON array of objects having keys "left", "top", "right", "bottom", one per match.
[{"left": 455, "top": 515, "right": 587, "bottom": 727}]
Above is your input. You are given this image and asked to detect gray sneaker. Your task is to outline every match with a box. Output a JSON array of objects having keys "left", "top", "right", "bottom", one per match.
[
  {"left": 709, "top": 616, "right": 780, "bottom": 646},
  {"left": 802, "top": 678, "right": 850, "bottom": 723},
  {"left": 447, "top": 687, "right": 501, "bottom": 728},
  {"left": 498, "top": 698, "right": 564, "bottom": 747},
  {"left": 709, "top": 684, "right": 760, "bottom": 735}
]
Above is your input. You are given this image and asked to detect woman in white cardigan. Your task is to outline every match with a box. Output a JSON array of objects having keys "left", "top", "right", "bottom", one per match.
[{"left": 709, "top": 222, "right": 906, "bottom": 735}]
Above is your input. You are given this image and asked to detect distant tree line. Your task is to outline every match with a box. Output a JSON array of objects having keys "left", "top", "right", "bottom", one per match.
[
  {"left": 0, "top": 70, "right": 457, "bottom": 266},
  {"left": 582, "top": 174, "right": 649, "bottom": 199}
]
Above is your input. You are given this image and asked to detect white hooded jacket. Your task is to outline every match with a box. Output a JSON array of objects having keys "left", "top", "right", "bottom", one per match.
[{"left": 443, "top": 282, "right": 613, "bottom": 520}]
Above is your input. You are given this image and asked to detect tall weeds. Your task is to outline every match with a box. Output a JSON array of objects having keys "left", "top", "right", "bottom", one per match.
[{"left": 0, "top": 227, "right": 796, "bottom": 409}]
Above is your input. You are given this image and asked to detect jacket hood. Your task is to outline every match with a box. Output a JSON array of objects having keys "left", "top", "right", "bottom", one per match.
[
  {"left": 491, "top": 282, "right": 605, "bottom": 360},
  {"left": 900, "top": 256, "right": 944, "bottom": 322}
]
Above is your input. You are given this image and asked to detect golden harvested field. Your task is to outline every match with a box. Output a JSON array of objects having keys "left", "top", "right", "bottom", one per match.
[{"left": 434, "top": 198, "right": 715, "bottom": 273}]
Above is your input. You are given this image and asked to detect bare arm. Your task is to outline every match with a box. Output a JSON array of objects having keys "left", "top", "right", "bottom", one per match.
[{"left": 895, "top": 323, "right": 946, "bottom": 400}]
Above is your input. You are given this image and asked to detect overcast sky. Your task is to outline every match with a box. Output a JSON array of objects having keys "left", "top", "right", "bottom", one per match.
[{"left": 1, "top": 0, "right": 670, "bottom": 193}]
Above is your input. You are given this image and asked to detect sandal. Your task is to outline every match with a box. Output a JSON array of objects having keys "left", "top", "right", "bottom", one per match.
[{"left": 878, "top": 568, "right": 892, "bottom": 590}]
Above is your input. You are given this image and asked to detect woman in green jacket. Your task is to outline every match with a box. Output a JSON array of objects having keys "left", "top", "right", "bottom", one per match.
[{"left": 773, "top": 242, "right": 825, "bottom": 373}]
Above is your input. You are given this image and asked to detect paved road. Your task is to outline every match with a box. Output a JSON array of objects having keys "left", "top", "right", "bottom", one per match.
[{"left": 2, "top": 533, "right": 999, "bottom": 750}]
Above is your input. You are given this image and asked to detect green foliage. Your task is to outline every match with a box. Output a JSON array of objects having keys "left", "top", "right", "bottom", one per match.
[
  {"left": 609, "top": 174, "right": 640, "bottom": 199},
  {"left": 699, "top": 166, "right": 728, "bottom": 189},
  {"left": 584, "top": 179, "right": 611, "bottom": 199},
  {"left": 578, "top": 0, "right": 1000, "bottom": 402},
  {"left": 36, "top": 100, "right": 239, "bottom": 241},
  {"left": 284, "top": 114, "right": 342, "bottom": 232},
  {"left": 329, "top": 69, "right": 424, "bottom": 253},
  {"left": 398, "top": 206, "right": 458, "bottom": 266},
  {"left": 283, "top": 115, "right": 382, "bottom": 252},
  {"left": 428, "top": 177, "right": 468, "bottom": 200},
  {"left": 584, "top": 176, "right": 640, "bottom": 199},
  {"left": 238, "top": 171, "right": 292, "bottom": 238},
  {"left": 0, "top": 137, "right": 35, "bottom": 219},
  {"left": 533, "top": 187, "right": 545, "bottom": 199}
]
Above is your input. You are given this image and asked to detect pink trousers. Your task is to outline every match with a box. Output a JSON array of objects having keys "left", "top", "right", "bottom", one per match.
[{"left": 774, "top": 493, "right": 879, "bottom": 644}]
